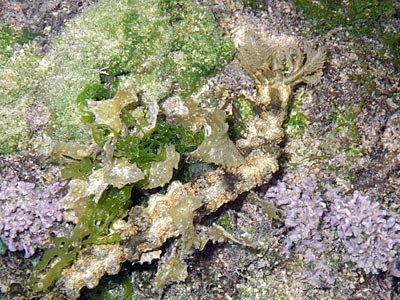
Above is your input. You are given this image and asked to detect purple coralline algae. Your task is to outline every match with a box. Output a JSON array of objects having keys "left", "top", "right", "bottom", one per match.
[
  {"left": 0, "top": 161, "right": 66, "bottom": 258},
  {"left": 326, "top": 190, "right": 400, "bottom": 276},
  {"left": 265, "top": 178, "right": 400, "bottom": 277},
  {"left": 264, "top": 178, "right": 326, "bottom": 260}
]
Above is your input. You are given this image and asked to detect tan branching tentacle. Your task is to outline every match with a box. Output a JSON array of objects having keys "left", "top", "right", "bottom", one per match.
[
  {"left": 285, "top": 45, "right": 327, "bottom": 87},
  {"left": 234, "top": 29, "right": 326, "bottom": 151}
]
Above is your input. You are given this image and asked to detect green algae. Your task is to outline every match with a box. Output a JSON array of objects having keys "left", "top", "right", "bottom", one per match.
[
  {"left": 293, "top": 0, "right": 395, "bottom": 35},
  {"left": 228, "top": 96, "right": 255, "bottom": 141},
  {"left": 0, "top": 43, "right": 41, "bottom": 154},
  {"left": 0, "top": 25, "right": 35, "bottom": 65},
  {"left": 287, "top": 104, "right": 365, "bottom": 183},
  {"left": 325, "top": 107, "right": 365, "bottom": 182},
  {"left": 30, "top": 108, "right": 237, "bottom": 292},
  {"left": 284, "top": 89, "right": 311, "bottom": 138},
  {"left": 24, "top": 0, "right": 240, "bottom": 294},
  {"left": 240, "top": 0, "right": 267, "bottom": 10},
  {"left": 227, "top": 116, "right": 245, "bottom": 142},
  {"left": 217, "top": 214, "right": 231, "bottom": 229},
  {"left": 85, "top": 271, "right": 135, "bottom": 300},
  {"left": 235, "top": 96, "right": 255, "bottom": 123},
  {"left": 30, "top": 93, "right": 212, "bottom": 292},
  {"left": 114, "top": 121, "right": 205, "bottom": 171},
  {"left": 29, "top": 186, "right": 133, "bottom": 292},
  {"left": 354, "top": 59, "right": 378, "bottom": 96},
  {"left": 293, "top": 0, "right": 399, "bottom": 67},
  {"left": 284, "top": 111, "right": 309, "bottom": 137},
  {"left": 45, "top": 0, "right": 233, "bottom": 143},
  {"left": 143, "top": 122, "right": 205, "bottom": 154},
  {"left": 0, "top": 238, "right": 6, "bottom": 256},
  {"left": 326, "top": 105, "right": 364, "bottom": 155}
]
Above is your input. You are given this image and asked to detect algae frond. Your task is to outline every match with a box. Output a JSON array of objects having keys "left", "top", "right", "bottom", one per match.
[
  {"left": 29, "top": 186, "right": 133, "bottom": 292},
  {"left": 192, "top": 110, "right": 246, "bottom": 168}
]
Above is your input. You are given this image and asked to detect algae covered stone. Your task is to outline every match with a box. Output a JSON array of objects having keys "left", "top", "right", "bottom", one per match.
[
  {"left": 0, "top": 42, "right": 41, "bottom": 154},
  {"left": 0, "top": 0, "right": 234, "bottom": 155},
  {"left": 0, "top": 25, "right": 35, "bottom": 65}
]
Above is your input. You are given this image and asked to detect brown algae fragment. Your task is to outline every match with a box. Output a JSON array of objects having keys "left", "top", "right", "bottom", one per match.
[
  {"left": 88, "top": 83, "right": 138, "bottom": 133},
  {"left": 52, "top": 142, "right": 93, "bottom": 162},
  {"left": 153, "top": 222, "right": 255, "bottom": 290},
  {"left": 86, "top": 158, "right": 144, "bottom": 203},
  {"left": 191, "top": 110, "right": 246, "bottom": 168},
  {"left": 145, "top": 145, "right": 180, "bottom": 189},
  {"left": 144, "top": 182, "right": 203, "bottom": 246},
  {"left": 154, "top": 247, "right": 188, "bottom": 291}
]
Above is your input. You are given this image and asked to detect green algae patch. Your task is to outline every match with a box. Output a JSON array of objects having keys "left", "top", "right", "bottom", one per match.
[
  {"left": 29, "top": 99, "right": 242, "bottom": 293},
  {"left": 114, "top": 121, "right": 205, "bottom": 171},
  {"left": 84, "top": 271, "right": 135, "bottom": 300},
  {"left": 293, "top": 0, "right": 395, "bottom": 36},
  {"left": 43, "top": 0, "right": 234, "bottom": 144},
  {"left": 235, "top": 96, "right": 255, "bottom": 123},
  {"left": 228, "top": 96, "right": 255, "bottom": 141},
  {"left": 240, "top": 0, "right": 267, "bottom": 10},
  {"left": 284, "top": 90, "right": 311, "bottom": 138},
  {"left": 0, "top": 25, "right": 36, "bottom": 65},
  {"left": 293, "top": 0, "right": 399, "bottom": 67},
  {"left": 0, "top": 43, "right": 41, "bottom": 154},
  {"left": 0, "top": 238, "right": 6, "bottom": 256},
  {"left": 0, "top": 0, "right": 234, "bottom": 155},
  {"left": 284, "top": 111, "right": 309, "bottom": 137},
  {"left": 287, "top": 104, "right": 365, "bottom": 183}
]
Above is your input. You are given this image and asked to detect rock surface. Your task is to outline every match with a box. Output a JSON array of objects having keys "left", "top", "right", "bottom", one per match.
[{"left": 0, "top": 1, "right": 399, "bottom": 300}]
